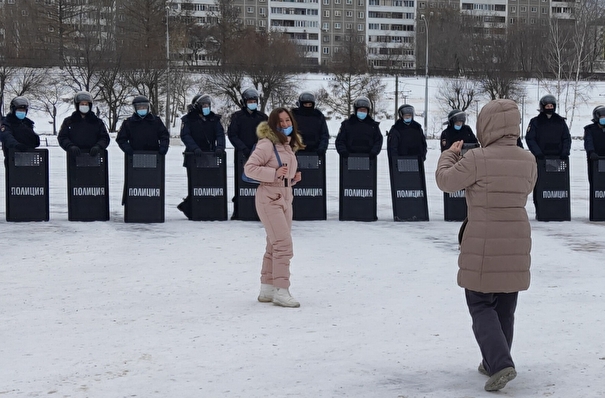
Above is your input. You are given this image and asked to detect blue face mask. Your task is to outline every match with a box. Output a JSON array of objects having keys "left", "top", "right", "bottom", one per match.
[
  {"left": 247, "top": 103, "right": 257, "bottom": 111},
  {"left": 454, "top": 124, "right": 462, "bottom": 131},
  {"left": 403, "top": 118, "right": 412, "bottom": 124},
  {"left": 599, "top": 117, "right": 605, "bottom": 126},
  {"left": 137, "top": 109, "right": 148, "bottom": 117},
  {"left": 202, "top": 107, "right": 210, "bottom": 116},
  {"left": 279, "top": 126, "right": 293, "bottom": 136},
  {"left": 356, "top": 112, "right": 367, "bottom": 120},
  {"left": 15, "top": 111, "right": 27, "bottom": 120}
]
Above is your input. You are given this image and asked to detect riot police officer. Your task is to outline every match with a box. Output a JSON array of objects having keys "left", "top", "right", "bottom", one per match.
[
  {"left": 291, "top": 92, "right": 330, "bottom": 155},
  {"left": 583, "top": 105, "right": 605, "bottom": 188},
  {"left": 116, "top": 95, "right": 170, "bottom": 156},
  {"left": 58, "top": 91, "right": 110, "bottom": 157},
  {"left": 439, "top": 109, "right": 477, "bottom": 152},
  {"left": 227, "top": 87, "right": 268, "bottom": 220},
  {"left": 387, "top": 104, "right": 427, "bottom": 161},
  {"left": 178, "top": 94, "right": 226, "bottom": 218},
  {"left": 335, "top": 96, "right": 382, "bottom": 158},
  {"left": 525, "top": 95, "right": 571, "bottom": 160},
  {"left": 1, "top": 96, "right": 40, "bottom": 165}
]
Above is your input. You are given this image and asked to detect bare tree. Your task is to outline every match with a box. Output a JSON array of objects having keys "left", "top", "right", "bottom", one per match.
[
  {"left": 201, "top": 69, "right": 247, "bottom": 108},
  {"left": 436, "top": 78, "right": 478, "bottom": 113},
  {"left": 247, "top": 29, "right": 301, "bottom": 113},
  {"left": 7, "top": 68, "right": 47, "bottom": 97},
  {"left": 34, "top": 77, "right": 71, "bottom": 136}
]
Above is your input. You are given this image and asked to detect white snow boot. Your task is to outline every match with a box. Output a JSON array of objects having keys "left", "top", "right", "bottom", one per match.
[
  {"left": 272, "top": 288, "right": 300, "bottom": 308},
  {"left": 484, "top": 367, "right": 516, "bottom": 391},
  {"left": 257, "top": 284, "right": 275, "bottom": 303}
]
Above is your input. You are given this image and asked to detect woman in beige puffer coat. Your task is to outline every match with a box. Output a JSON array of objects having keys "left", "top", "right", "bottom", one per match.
[
  {"left": 436, "top": 99, "right": 537, "bottom": 392},
  {"left": 244, "top": 108, "right": 305, "bottom": 308}
]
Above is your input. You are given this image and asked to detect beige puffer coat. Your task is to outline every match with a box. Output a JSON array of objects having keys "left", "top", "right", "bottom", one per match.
[{"left": 436, "top": 99, "right": 538, "bottom": 293}]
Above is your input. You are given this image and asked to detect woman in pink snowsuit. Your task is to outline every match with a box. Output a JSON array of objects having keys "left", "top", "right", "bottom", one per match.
[{"left": 244, "top": 108, "right": 305, "bottom": 307}]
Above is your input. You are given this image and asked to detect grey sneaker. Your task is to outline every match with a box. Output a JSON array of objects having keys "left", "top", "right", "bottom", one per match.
[
  {"left": 478, "top": 362, "right": 489, "bottom": 376},
  {"left": 484, "top": 367, "right": 516, "bottom": 392},
  {"left": 257, "top": 284, "right": 275, "bottom": 303}
]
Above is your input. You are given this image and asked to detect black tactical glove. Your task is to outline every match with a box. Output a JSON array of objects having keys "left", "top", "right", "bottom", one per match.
[
  {"left": 243, "top": 148, "right": 251, "bottom": 158},
  {"left": 123, "top": 146, "right": 134, "bottom": 155},
  {"left": 69, "top": 146, "right": 81, "bottom": 156},
  {"left": 194, "top": 148, "right": 203, "bottom": 157},
  {"left": 159, "top": 146, "right": 168, "bottom": 155},
  {"left": 89, "top": 145, "right": 101, "bottom": 157},
  {"left": 214, "top": 148, "right": 225, "bottom": 157},
  {"left": 589, "top": 151, "right": 600, "bottom": 161},
  {"left": 15, "top": 143, "right": 28, "bottom": 152}
]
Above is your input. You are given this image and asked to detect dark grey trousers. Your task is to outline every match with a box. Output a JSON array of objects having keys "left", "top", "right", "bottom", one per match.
[{"left": 465, "top": 289, "right": 518, "bottom": 375}]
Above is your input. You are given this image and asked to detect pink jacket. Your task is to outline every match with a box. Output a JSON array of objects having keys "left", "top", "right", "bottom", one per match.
[{"left": 244, "top": 122, "right": 301, "bottom": 185}]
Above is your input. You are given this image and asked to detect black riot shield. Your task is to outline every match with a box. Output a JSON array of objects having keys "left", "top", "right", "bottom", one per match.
[
  {"left": 589, "top": 157, "right": 605, "bottom": 221},
  {"left": 185, "top": 152, "right": 227, "bottom": 221},
  {"left": 6, "top": 149, "right": 49, "bottom": 222},
  {"left": 67, "top": 150, "right": 109, "bottom": 221},
  {"left": 124, "top": 152, "right": 165, "bottom": 223},
  {"left": 293, "top": 152, "right": 327, "bottom": 220},
  {"left": 236, "top": 152, "right": 259, "bottom": 221},
  {"left": 339, "top": 154, "right": 377, "bottom": 221},
  {"left": 444, "top": 190, "right": 467, "bottom": 221},
  {"left": 389, "top": 156, "right": 429, "bottom": 221},
  {"left": 534, "top": 157, "right": 570, "bottom": 221}
]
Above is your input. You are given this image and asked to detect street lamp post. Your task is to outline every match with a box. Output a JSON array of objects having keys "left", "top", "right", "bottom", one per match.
[
  {"left": 165, "top": 4, "right": 171, "bottom": 132},
  {"left": 420, "top": 14, "right": 429, "bottom": 135}
]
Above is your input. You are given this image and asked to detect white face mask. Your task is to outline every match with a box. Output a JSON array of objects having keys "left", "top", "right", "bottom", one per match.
[{"left": 79, "top": 105, "right": 90, "bottom": 114}]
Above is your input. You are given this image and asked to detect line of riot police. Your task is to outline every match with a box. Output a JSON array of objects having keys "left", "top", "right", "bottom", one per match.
[{"left": 1, "top": 92, "right": 605, "bottom": 222}]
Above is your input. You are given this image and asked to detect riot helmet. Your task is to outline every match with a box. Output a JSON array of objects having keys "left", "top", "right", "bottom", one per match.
[
  {"left": 194, "top": 94, "right": 212, "bottom": 115},
  {"left": 10, "top": 96, "right": 29, "bottom": 114},
  {"left": 296, "top": 92, "right": 316, "bottom": 108},
  {"left": 74, "top": 91, "right": 93, "bottom": 113},
  {"left": 398, "top": 104, "right": 415, "bottom": 120},
  {"left": 132, "top": 95, "right": 150, "bottom": 117},
  {"left": 240, "top": 87, "right": 259, "bottom": 109},
  {"left": 353, "top": 96, "right": 371, "bottom": 113},
  {"left": 448, "top": 109, "right": 466, "bottom": 126},
  {"left": 593, "top": 105, "right": 605, "bottom": 124},
  {"left": 539, "top": 95, "right": 557, "bottom": 114}
]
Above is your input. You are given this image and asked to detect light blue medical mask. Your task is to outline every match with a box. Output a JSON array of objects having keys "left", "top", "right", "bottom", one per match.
[
  {"left": 202, "top": 107, "right": 210, "bottom": 116},
  {"left": 403, "top": 118, "right": 412, "bottom": 124},
  {"left": 599, "top": 117, "right": 605, "bottom": 126},
  {"left": 15, "top": 111, "right": 27, "bottom": 120},
  {"left": 137, "top": 109, "right": 148, "bottom": 117},
  {"left": 454, "top": 124, "right": 462, "bottom": 131},
  {"left": 247, "top": 103, "right": 257, "bottom": 111},
  {"left": 356, "top": 111, "right": 367, "bottom": 120},
  {"left": 279, "top": 126, "right": 293, "bottom": 136}
]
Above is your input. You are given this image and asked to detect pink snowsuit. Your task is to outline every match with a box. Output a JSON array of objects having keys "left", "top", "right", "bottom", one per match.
[{"left": 243, "top": 122, "right": 301, "bottom": 289}]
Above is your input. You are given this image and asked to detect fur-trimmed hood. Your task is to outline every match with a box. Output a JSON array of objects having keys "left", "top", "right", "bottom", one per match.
[{"left": 256, "top": 121, "right": 303, "bottom": 152}]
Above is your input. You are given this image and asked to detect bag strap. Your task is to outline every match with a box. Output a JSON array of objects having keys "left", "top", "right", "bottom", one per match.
[{"left": 273, "top": 144, "right": 282, "bottom": 167}]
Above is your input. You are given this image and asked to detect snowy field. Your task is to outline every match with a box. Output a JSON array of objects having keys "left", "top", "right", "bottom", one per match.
[{"left": 0, "top": 135, "right": 604, "bottom": 398}]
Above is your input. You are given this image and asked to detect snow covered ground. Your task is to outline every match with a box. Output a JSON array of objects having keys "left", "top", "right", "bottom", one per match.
[{"left": 0, "top": 135, "right": 604, "bottom": 398}]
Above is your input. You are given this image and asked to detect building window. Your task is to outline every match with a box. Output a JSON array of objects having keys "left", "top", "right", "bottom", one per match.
[
  {"left": 346, "top": 23, "right": 352, "bottom": 29},
  {"left": 419, "top": 2, "right": 425, "bottom": 8},
  {"left": 323, "top": 47, "right": 330, "bottom": 54},
  {"left": 335, "top": 22, "right": 341, "bottom": 29},
  {"left": 247, "top": 7, "right": 253, "bottom": 13},
  {"left": 335, "top": 10, "right": 341, "bottom": 16},
  {"left": 323, "top": 35, "right": 330, "bottom": 42},
  {"left": 511, "top": 6, "right": 516, "bottom": 12},
  {"left": 346, "top": 11, "right": 353, "bottom": 17},
  {"left": 324, "top": 10, "right": 330, "bottom": 17},
  {"left": 323, "top": 22, "right": 329, "bottom": 30},
  {"left": 531, "top": 6, "right": 537, "bottom": 12},
  {"left": 358, "top": 12, "right": 364, "bottom": 18},
  {"left": 358, "top": 23, "right": 364, "bottom": 31},
  {"left": 520, "top": 6, "right": 526, "bottom": 12},
  {"left": 323, "top": 0, "right": 329, "bottom": 4}
]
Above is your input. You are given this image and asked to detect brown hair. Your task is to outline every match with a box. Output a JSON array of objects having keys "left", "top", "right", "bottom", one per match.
[{"left": 267, "top": 107, "right": 306, "bottom": 151}]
